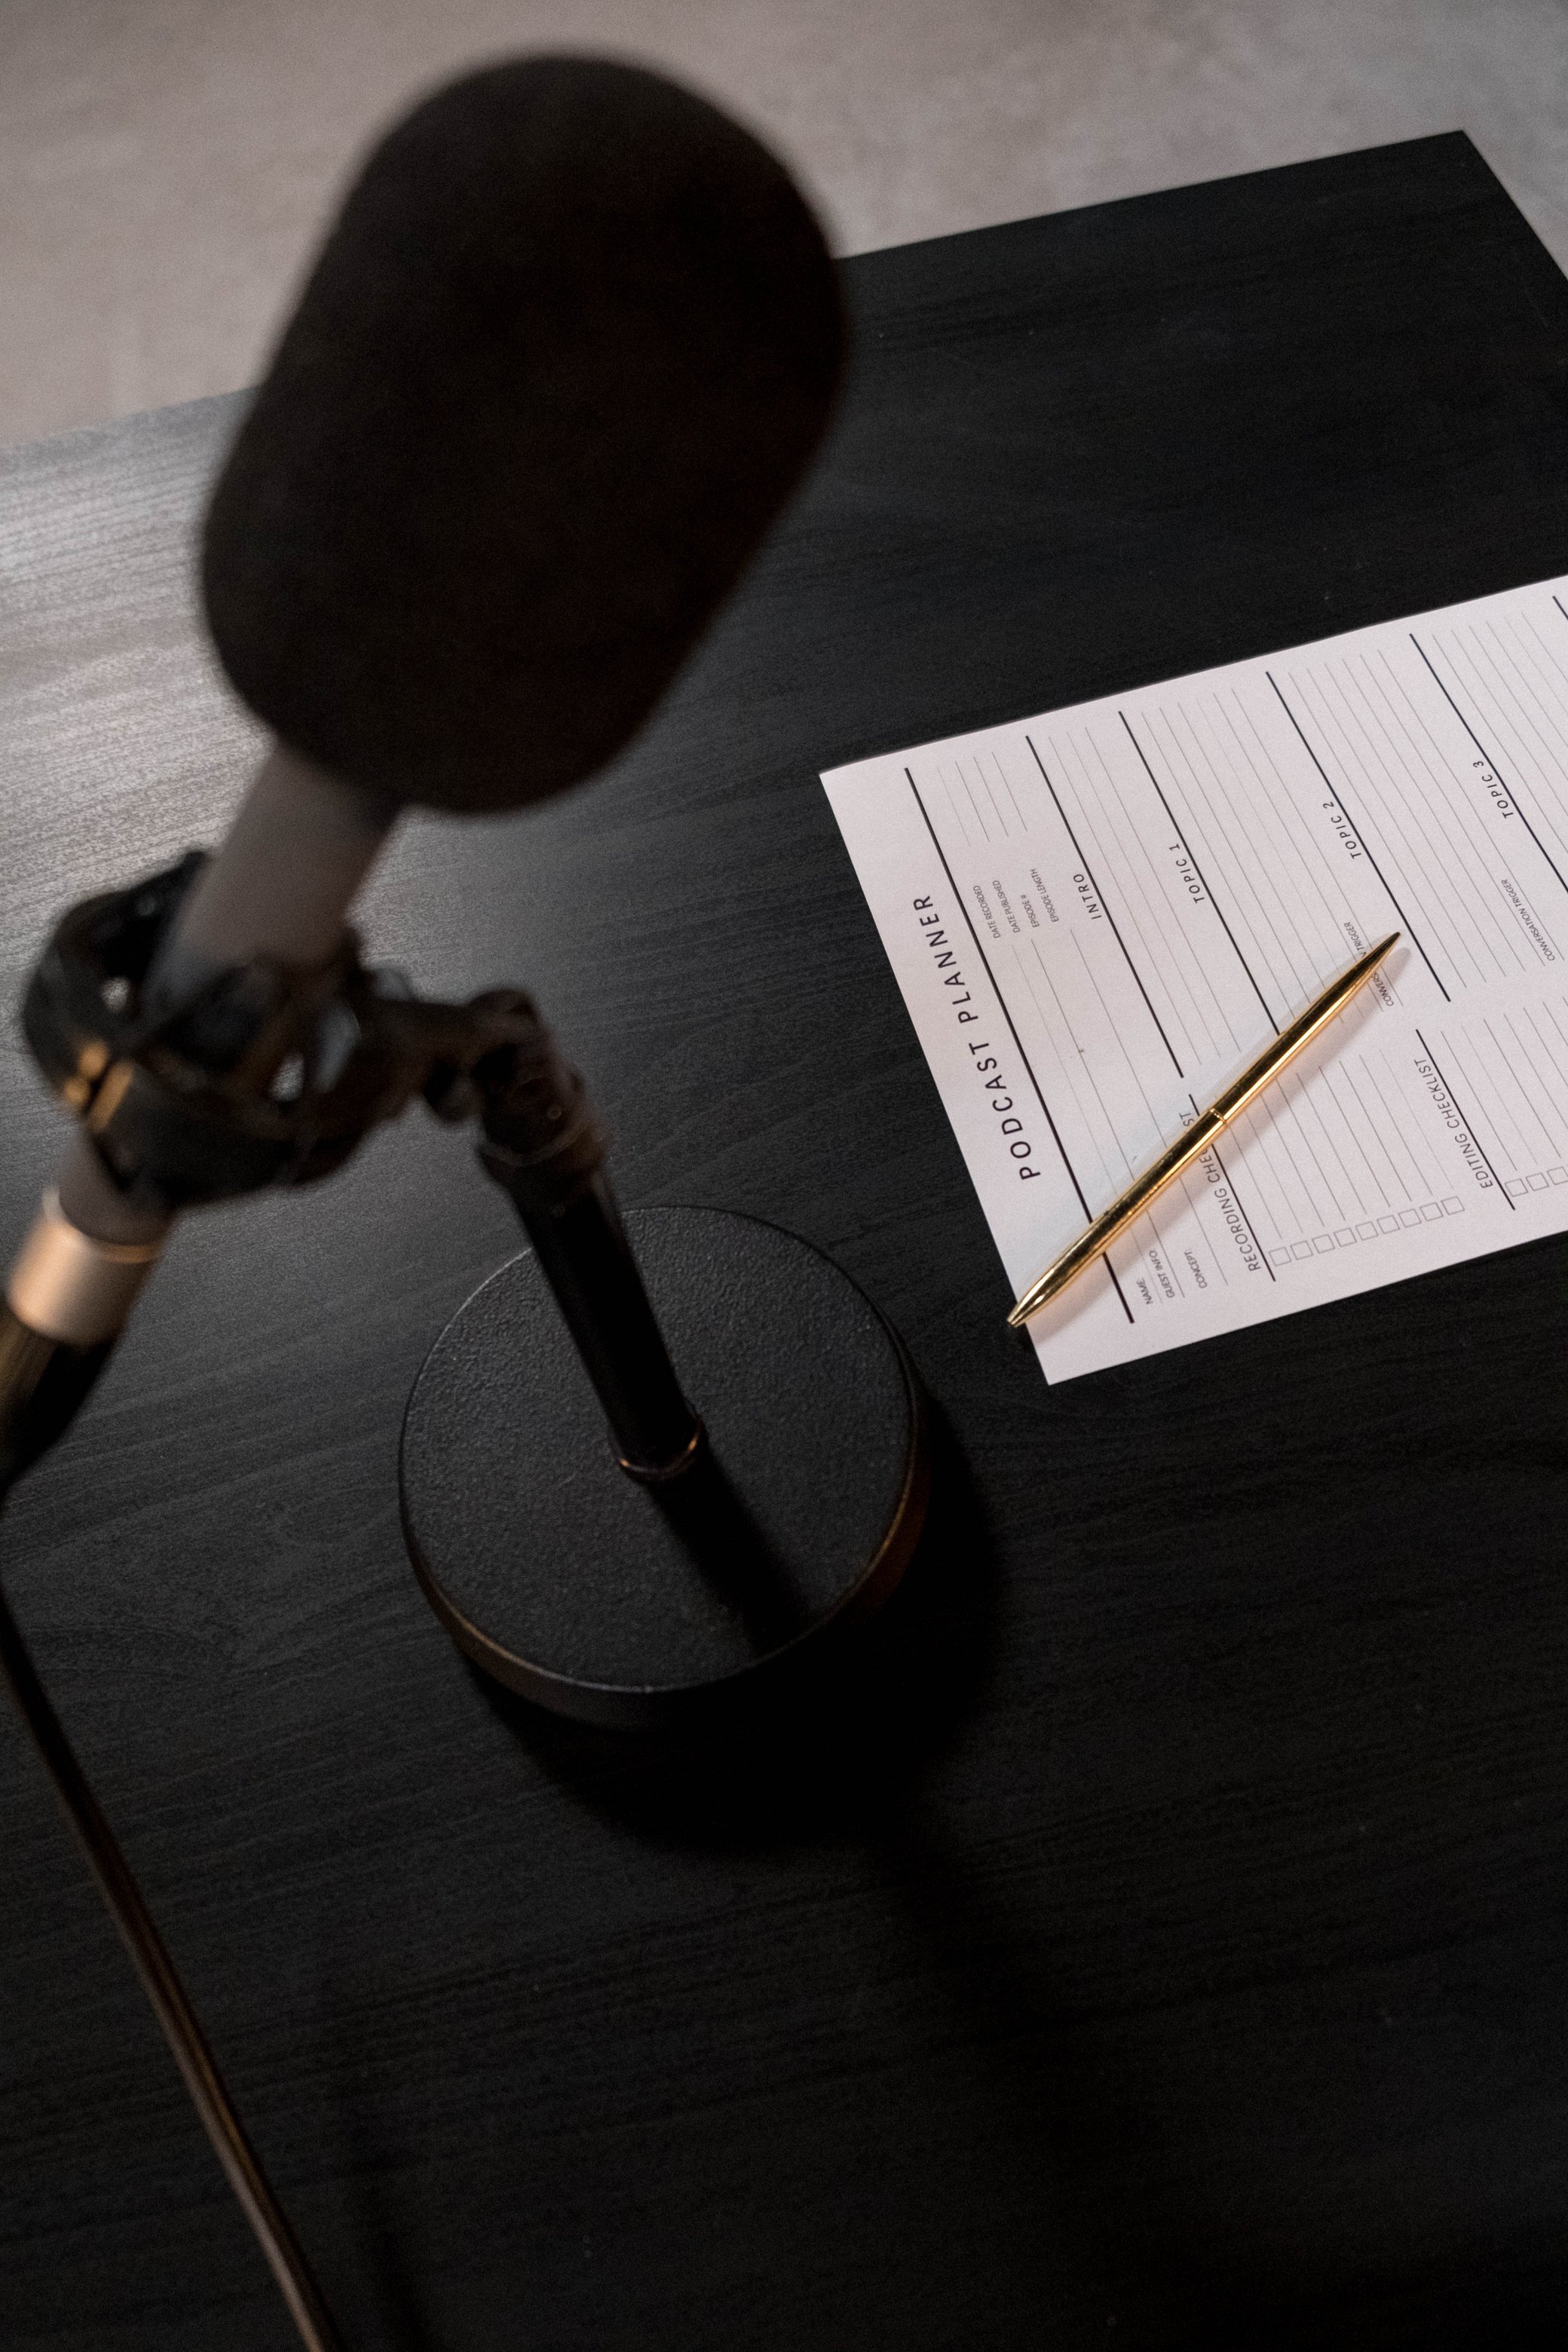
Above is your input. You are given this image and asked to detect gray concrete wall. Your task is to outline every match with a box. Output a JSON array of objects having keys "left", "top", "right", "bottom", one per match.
[{"left": 2, "top": 0, "right": 1565, "bottom": 449}]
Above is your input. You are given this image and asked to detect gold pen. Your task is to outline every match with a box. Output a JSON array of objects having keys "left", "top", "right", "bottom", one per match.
[{"left": 1006, "top": 931, "right": 1400, "bottom": 1329}]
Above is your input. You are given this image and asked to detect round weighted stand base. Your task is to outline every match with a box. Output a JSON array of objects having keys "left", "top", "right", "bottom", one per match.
[{"left": 400, "top": 1206, "right": 928, "bottom": 1728}]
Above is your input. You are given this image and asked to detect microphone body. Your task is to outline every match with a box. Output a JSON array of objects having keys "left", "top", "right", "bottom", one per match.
[
  {"left": 204, "top": 54, "right": 845, "bottom": 814},
  {"left": 7, "top": 52, "right": 844, "bottom": 1378}
]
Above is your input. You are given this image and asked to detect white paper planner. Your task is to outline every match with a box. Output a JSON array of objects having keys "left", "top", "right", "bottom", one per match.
[{"left": 822, "top": 574, "right": 1568, "bottom": 1381}]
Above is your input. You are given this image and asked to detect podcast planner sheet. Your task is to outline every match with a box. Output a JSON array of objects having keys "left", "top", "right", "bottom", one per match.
[{"left": 822, "top": 574, "right": 1568, "bottom": 1381}]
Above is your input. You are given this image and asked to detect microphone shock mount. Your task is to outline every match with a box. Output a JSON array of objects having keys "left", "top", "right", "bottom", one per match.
[{"left": 8, "top": 851, "right": 700, "bottom": 1486}]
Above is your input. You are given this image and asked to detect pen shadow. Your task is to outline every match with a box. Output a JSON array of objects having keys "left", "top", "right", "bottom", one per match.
[{"left": 473, "top": 1398, "right": 1166, "bottom": 2336}]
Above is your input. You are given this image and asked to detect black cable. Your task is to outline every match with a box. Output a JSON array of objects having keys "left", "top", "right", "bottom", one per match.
[{"left": 0, "top": 1512, "right": 348, "bottom": 2351}]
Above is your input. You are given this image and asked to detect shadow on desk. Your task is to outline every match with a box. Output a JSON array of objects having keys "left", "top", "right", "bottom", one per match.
[
  {"left": 471, "top": 1404, "right": 1177, "bottom": 2344},
  {"left": 481, "top": 1398, "right": 998, "bottom": 1844}
]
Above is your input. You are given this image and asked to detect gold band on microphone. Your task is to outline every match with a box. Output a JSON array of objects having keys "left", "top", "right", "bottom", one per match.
[{"left": 5, "top": 1192, "right": 164, "bottom": 1347}]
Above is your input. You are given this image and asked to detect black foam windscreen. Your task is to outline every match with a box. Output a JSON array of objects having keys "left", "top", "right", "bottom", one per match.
[{"left": 202, "top": 56, "right": 846, "bottom": 814}]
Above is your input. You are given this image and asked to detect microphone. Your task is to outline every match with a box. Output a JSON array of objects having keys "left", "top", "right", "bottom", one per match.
[
  {"left": 204, "top": 52, "right": 845, "bottom": 818},
  {"left": 7, "top": 54, "right": 846, "bottom": 1364}
]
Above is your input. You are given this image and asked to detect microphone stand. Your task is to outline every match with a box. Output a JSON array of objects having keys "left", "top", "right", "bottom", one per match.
[{"left": 0, "top": 853, "right": 697, "bottom": 2350}]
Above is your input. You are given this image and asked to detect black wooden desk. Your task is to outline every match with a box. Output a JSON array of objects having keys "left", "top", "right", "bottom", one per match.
[{"left": 3, "top": 133, "right": 1567, "bottom": 2351}]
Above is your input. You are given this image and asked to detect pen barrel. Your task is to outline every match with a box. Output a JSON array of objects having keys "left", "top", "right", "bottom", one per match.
[
  {"left": 1012, "top": 1107, "right": 1225, "bottom": 1321},
  {"left": 1208, "top": 934, "right": 1394, "bottom": 1128},
  {"left": 1075, "top": 1107, "right": 1226, "bottom": 1269},
  {"left": 1209, "top": 1015, "right": 1338, "bottom": 1126},
  {"left": 1009, "top": 933, "right": 1397, "bottom": 1328}
]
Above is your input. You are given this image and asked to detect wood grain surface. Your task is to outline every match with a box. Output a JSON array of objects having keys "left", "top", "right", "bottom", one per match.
[{"left": 2, "top": 133, "right": 1566, "bottom": 2350}]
